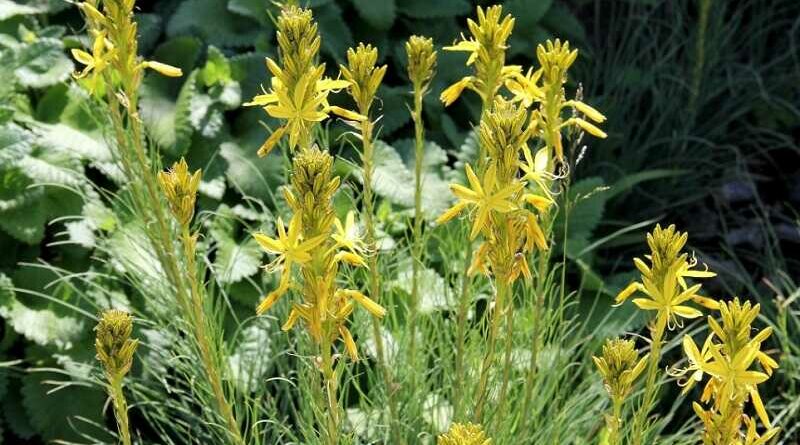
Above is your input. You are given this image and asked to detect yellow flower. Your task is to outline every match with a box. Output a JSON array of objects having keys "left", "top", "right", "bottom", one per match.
[
  {"left": 332, "top": 211, "right": 367, "bottom": 267},
  {"left": 615, "top": 225, "right": 717, "bottom": 330},
  {"left": 245, "top": 59, "right": 364, "bottom": 156},
  {"left": 439, "top": 5, "right": 518, "bottom": 108},
  {"left": 744, "top": 415, "right": 780, "bottom": 445},
  {"left": 436, "top": 163, "right": 522, "bottom": 240},
  {"left": 253, "top": 215, "right": 327, "bottom": 314},
  {"left": 71, "top": 31, "right": 114, "bottom": 83},
  {"left": 438, "top": 422, "right": 491, "bottom": 445},
  {"left": 340, "top": 43, "right": 387, "bottom": 114}
]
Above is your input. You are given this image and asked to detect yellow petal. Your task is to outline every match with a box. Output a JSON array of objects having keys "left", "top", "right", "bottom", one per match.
[
  {"left": 71, "top": 48, "right": 94, "bottom": 67},
  {"left": 327, "top": 105, "right": 366, "bottom": 121},
  {"left": 144, "top": 60, "right": 183, "bottom": 77},
  {"left": 436, "top": 201, "right": 467, "bottom": 225},
  {"left": 257, "top": 126, "right": 287, "bottom": 157},
  {"left": 672, "top": 305, "right": 703, "bottom": 319},
  {"left": 614, "top": 282, "right": 640, "bottom": 306},
  {"left": 256, "top": 284, "right": 288, "bottom": 315},
  {"left": 340, "top": 289, "right": 386, "bottom": 317},
  {"left": 339, "top": 326, "right": 359, "bottom": 361}
]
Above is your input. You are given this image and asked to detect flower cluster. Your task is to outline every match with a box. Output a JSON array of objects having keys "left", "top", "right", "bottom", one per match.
[
  {"left": 437, "top": 98, "right": 549, "bottom": 285},
  {"left": 95, "top": 309, "right": 139, "bottom": 381},
  {"left": 406, "top": 35, "right": 437, "bottom": 91},
  {"left": 253, "top": 147, "right": 384, "bottom": 360},
  {"left": 340, "top": 43, "right": 387, "bottom": 115},
  {"left": 594, "top": 338, "right": 648, "bottom": 405},
  {"left": 157, "top": 158, "right": 202, "bottom": 227},
  {"left": 674, "top": 298, "right": 779, "bottom": 445},
  {"left": 72, "top": 0, "right": 181, "bottom": 93},
  {"left": 437, "top": 422, "right": 492, "bottom": 445},
  {"left": 244, "top": 6, "right": 364, "bottom": 156},
  {"left": 440, "top": 5, "right": 519, "bottom": 108},
  {"left": 615, "top": 224, "right": 718, "bottom": 332},
  {"left": 506, "top": 40, "right": 606, "bottom": 161}
]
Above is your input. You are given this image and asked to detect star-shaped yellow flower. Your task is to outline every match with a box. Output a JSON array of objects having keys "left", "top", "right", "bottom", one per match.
[
  {"left": 332, "top": 210, "right": 367, "bottom": 267},
  {"left": 436, "top": 163, "right": 523, "bottom": 240},
  {"left": 253, "top": 215, "right": 327, "bottom": 314}
]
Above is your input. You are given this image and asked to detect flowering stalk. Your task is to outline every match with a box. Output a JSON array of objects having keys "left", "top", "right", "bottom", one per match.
[
  {"left": 593, "top": 338, "right": 648, "bottom": 445},
  {"left": 672, "top": 298, "right": 779, "bottom": 445},
  {"left": 73, "top": 3, "right": 245, "bottom": 443},
  {"left": 95, "top": 310, "right": 139, "bottom": 445},
  {"left": 158, "top": 159, "right": 244, "bottom": 445},
  {"left": 248, "top": 9, "right": 382, "bottom": 444},
  {"left": 614, "top": 224, "right": 718, "bottom": 444},
  {"left": 405, "top": 34, "right": 437, "bottom": 387}
]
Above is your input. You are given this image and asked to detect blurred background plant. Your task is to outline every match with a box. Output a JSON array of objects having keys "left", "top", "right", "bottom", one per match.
[{"left": 0, "top": 0, "right": 797, "bottom": 443}]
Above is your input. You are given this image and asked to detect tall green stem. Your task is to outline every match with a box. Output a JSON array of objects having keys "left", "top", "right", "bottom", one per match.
[
  {"left": 631, "top": 319, "right": 665, "bottom": 445},
  {"left": 181, "top": 226, "right": 244, "bottom": 445},
  {"left": 360, "top": 118, "right": 402, "bottom": 444},
  {"left": 109, "top": 376, "right": 132, "bottom": 445},
  {"left": 473, "top": 278, "right": 510, "bottom": 423},
  {"left": 409, "top": 84, "right": 425, "bottom": 380},
  {"left": 320, "top": 330, "right": 340, "bottom": 445}
]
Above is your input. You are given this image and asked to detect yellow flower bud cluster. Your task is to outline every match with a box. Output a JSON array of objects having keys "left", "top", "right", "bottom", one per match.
[
  {"left": 340, "top": 43, "right": 387, "bottom": 115},
  {"left": 244, "top": 6, "right": 364, "bottom": 156},
  {"left": 157, "top": 158, "right": 202, "bottom": 227},
  {"left": 437, "top": 98, "right": 549, "bottom": 285},
  {"left": 675, "top": 298, "right": 779, "bottom": 445},
  {"left": 95, "top": 309, "right": 139, "bottom": 380},
  {"left": 406, "top": 35, "right": 437, "bottom": 91},
  {"left": 437, "top": 422, "right": 492, "bottom": 445},
  {"left": 72, "top": 0, "right": 182, "bottom": 93},
  {"left": 593, "top": 338, "right": 648, "bottom": 404}
]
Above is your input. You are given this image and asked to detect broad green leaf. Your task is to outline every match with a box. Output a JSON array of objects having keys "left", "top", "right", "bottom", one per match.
[
  {"left": 168, "top": 0, "right": 261, "bottom": 48},
  {"left": 13, "top": 38, "right": 73, "bottom": 88},
  {"left": 31, "top": 122, "right": 111, "bottom": 162},
  {"left": 0, "top": 191, "right": 46, "bottom": 243},
  {"left": 315, "top": 2, "right": 353, "bottom": 62},
  {"left": 391, "top": 259, "right": 454, "bottom": 313},
  {"left": 21, "top": 371, "right": 107, "bottom": 442},
  {"left": 0, "top": 274, "right": 85, "bottom": 349},
  {"left": 220, "top": 141, "right": 283, "bottom": 199},
  {"left": 0, "top": 0, "right": 46, "bottom": 21},
  {"left": 367, "top": 141, "right": 451, "bottom": 218},
  {"left": 229, "top": 318, "right": 273, "bottom": 392},
  {"left": 397, "top": 0, "right": 470, "bottom": 18},
  {"left": 202, "top": 46, "right": 233, "bottom": 87},
  {"left": 228, "top": 0, "right": 272, "bottom": 25},
  {"left": 351, "top": 0, "right": 396, "bottom": 30},
  {"left": 214, "top": 235, "right": 262, "bottom": 285}
]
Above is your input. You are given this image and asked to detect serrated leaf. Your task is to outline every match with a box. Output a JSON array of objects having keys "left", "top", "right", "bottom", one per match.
[
  {"left": 315, "top": 2, "right": 353, "bottom": 62},
  {"left": 31, "top": 122, "right": 111, "bottom": 162},
  {"left": 351, "top": 0, "right": 395, "bottom": 30},
  {"left": 13, "top": 38, "right": 73, "bottom": 88},
  {"left": 366, "top": 141, "right": 451, "bottom": 218},
  {"left": 220, "top": 141, "right": 283, "bottom": 198},
  {"left": 397, "top": 0, "right": 470, "bottom": 18},
  {"left": 168, "top": 0, "right": 261, "bottom": 48},
  {"left": 0, "top": 274, "right": 85, "bottom": 348},
  {"left": 391, "top": 259, "right": 454, "bottom": 313},
  {"left": 21, "top": 371, "right": 107, "bottom": 442},
  {"left": 214, "top": 236, "right": 262, "bottom": 284},
  {"left": 229, "top": 318, "right": 272, "bottom": 392},
  {"left": 0, "top": 0, "right": 46, "bottom": 21}
]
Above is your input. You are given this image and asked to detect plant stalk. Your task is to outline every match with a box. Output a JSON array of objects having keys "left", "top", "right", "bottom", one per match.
[
  {"left": 409, "top": 83, "right": 425, "bottom": 382},
  {"left": 109, "top": 376, "right": 132, "bottom": 445},
  {"left": 630, "top": 318, "right": 665, "bottom": 445},
  {"left": 473, "top": 278, "right": 510, "bottom": 423}
]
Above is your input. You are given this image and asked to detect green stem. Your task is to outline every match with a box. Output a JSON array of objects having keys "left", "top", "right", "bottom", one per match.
[
  {"left": 360, "top": 118, "right": 402, "bottom": 444},
  {"left": 608, "top": 397, "right": 623, "bottom": 445},
  {"left": 181, "top": 226, "right": 244, "bottom": 445},
  {"left": 473, "top": 279, "right": 510, "bottom": 423},
  {"left": 320, "top": 331, "right": 340, "bottom": 445},
  {"left": 109, "top": 376, "right": 132, "bottom": 445},
  {"left": 409, "top": 83, "right": 425, "bottom": 382},
  {"left": 631, "top": 319, "right": 664, "bottom": 445},
  {"left": 689, "top": 0, "right": 712, "bottom": 116},
  {"left": 453, "top": 240, "right": 473, "bottom": 420},
  {"left": 494, "top": 294, "right": 515, "bottom": 430}
]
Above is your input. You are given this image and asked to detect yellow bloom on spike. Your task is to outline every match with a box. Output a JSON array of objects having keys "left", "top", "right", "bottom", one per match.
[
  {"left": 440, "top": 5, "right": 517, "bottom": 109},
  {"left": 593, "top": 338, "right": 649, "bottom": 403},
  {"left": 437, "top": 163, "right": 522, "bottom": 240},
  {"left": 615, "top": 224, "right": 717, "bottom": 330},
  {"left": 438, "top": 422, "right": 491, "bottom": 445},
  {"left": 71, "top": 31, "right": 114, "bottom": 83},
  {"left": 406, "top": 35, "right": 437, "bottom": 89},
  {"left": 340, "top": 43, "right": 387, "bottom": 114},
  {"left": 673, "top": 297, "right": 780, "bottom": 444}
]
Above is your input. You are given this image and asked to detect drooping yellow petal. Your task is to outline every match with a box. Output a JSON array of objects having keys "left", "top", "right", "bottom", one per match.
[
  {"left": 257, "top": 126, "right": 287, "bottom": 157},
  {"left": 143, "top": 60, "right": 183, "bottom": 77}
]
